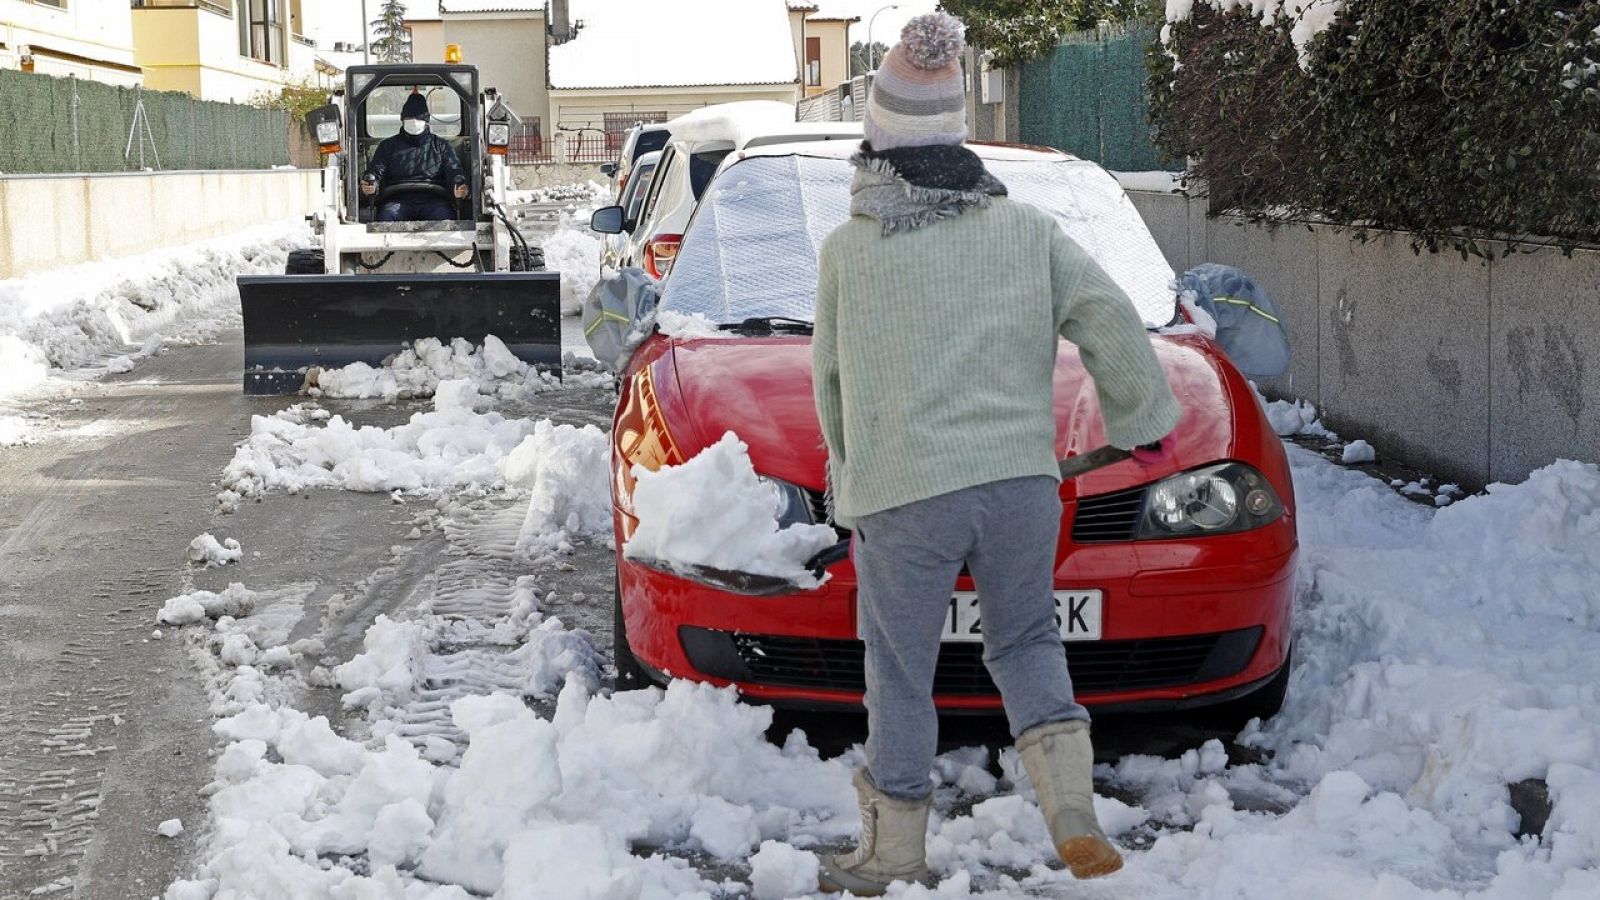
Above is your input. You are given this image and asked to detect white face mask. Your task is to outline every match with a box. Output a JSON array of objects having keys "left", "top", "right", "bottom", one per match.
[{"left": 402, "top": 119, "right": 427, "bottom": 136}]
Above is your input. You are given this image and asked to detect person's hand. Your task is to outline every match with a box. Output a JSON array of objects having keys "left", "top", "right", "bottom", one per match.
[
  {"left": 360, "top": 179, "right": 376, "bottom": 197},
  {"left": 1131, "top": 436, "right": 1174, "bottom": 466},
  {"left": 453, "top": 183, "right": 468, "bottom": 199}
]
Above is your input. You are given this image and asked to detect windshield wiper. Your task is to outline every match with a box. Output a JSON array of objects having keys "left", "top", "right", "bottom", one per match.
[{"left": 719, "top": 316, "right": 814, "bottom": 336}]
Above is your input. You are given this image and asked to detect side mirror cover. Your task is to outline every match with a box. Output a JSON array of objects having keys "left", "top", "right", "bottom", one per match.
[
  {"left": 600, "top": 162, "right": 619, "bottom": 177},
  {"left": 590, "top": 205, "right": 626, "bottom": 234}
]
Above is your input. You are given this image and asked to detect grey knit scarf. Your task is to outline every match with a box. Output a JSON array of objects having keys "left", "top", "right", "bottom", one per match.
[{"left": 849, "top": 143, "right": 1008, "bottom": 236}]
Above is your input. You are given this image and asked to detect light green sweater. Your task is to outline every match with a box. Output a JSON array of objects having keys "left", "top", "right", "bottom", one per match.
[{"left": 812, "top": 196, "right": 1182, "bottom": 528}]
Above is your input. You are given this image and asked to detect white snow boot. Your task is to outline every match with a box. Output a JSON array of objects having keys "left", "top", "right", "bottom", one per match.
[
  {"left": 1016, "top": 719, "right": 1124, "bottom": 879},
  {"left": 817, "top": 769, "right": 931, "bottom": 896}
]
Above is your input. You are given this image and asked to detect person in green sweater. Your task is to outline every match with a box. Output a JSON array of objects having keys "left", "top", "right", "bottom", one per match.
[{"left": 812, "top": 13, "right": 1182, "bottom": 896}]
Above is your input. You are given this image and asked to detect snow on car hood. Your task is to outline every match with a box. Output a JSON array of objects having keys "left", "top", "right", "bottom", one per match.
[
  {"left": 657, "top": 152, "right": 1179, "bottom": 330},
  {"left": 664, "top": 332, "right": 1248, "bottom": 498}
]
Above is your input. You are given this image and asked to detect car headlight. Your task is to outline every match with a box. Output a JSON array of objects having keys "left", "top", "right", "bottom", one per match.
[
  {"left": 1138, "top": 463, "right": 1283, "bottom": 538},
  {"left": 758, "top": 475, "right": 816, "bottom": 528}
]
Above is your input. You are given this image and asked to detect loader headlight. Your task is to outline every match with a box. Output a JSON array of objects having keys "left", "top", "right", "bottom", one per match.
[
  {"left": 1137, "top": 463, "right": 1282, "bottom": 538},
  {"left": 488, "top": 122, "right": 511, "bottom": 147},
  {"left": 315, "top": 121, "right": 339, "bottom": 144},
  {"left": 759, "top": 476, "right": 816, "bottom": 528}
]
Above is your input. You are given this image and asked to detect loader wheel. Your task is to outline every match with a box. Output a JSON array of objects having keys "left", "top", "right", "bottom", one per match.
[
  {"left": 510, "top": 245, "right": 546, "bottom": 272},
  {"left": 285, "top": 249, "right": 325, "bottom": 275}
]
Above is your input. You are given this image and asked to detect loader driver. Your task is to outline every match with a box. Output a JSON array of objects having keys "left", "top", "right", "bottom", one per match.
[{"left": 360, "top": 91, "right": 469, "bottom": 222}]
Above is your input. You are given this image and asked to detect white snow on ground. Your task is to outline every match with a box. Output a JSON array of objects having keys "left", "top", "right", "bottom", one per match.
[
  {"left": 156, "top": 583, "right": 259, "bottom": 626},
  {"left": 543, "top": 228, "right": 604, "bottom": 317},
  {"left": 624, "top": 432, "right": 840, "bottom": 586},
  {"left": 219, "top": 383, "right": 542, "bottom": 504},
  {"left": 0, "top": 224, "right": 299, "bottom": 401},
  {"left": 313, "top": 339, "right": 612, "bottom": 402},
  {"left": 170, "top": 442, "right": 1600, "bottom": 897},
  {"left": 502, "top": 420, "right": 614, "bottom": 558},
  {"left": 1340, "top": 438, "right": 1376, "bottom": 464},
  {"left": 189, "top": 534, "right": 243, "bottom": 568},
  {"left": 0, "top": 414, "right": 33, "bottom": 447}
]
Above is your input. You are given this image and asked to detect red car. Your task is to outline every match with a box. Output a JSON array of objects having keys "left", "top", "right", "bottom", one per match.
[{"left": 605, "top": 142, "right": 1297, "bottom": 722}]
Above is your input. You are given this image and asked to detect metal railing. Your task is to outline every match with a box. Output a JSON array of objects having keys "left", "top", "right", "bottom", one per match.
[
  {"left": 564, "top": 129, "right": 615, "bottom": 164},
  {"left": 131, "top": 0, "right": 233, "bottom": 15},
  {"left": 506, "top": 124, "right": 552, "bottom": 164}
]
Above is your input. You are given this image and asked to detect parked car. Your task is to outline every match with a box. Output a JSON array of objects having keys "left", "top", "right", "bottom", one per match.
[
  {"left": 592, "top": 104, "right": 863, "bottom": 279},
  {"left": 604, "top": 141, "right": 1298, "bottom": 724},
  {"left": 600, "top": 150, "right": 661, "bottom": 272},
  {"left": 602, "top": 122, "right": 671, "bottom": 201}
]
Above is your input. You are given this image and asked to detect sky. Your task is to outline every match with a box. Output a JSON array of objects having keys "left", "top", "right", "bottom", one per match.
[{"left": 306, "top": 0, "right": 941, "bottom": 54}]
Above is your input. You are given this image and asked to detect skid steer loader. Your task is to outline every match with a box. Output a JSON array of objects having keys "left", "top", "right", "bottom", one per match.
[{"left": 238, "top": 63, "right": 560, "bottom": 394}]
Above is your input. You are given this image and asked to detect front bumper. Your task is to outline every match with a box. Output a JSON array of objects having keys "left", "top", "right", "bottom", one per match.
[{"left": 617, "top": 522, "right": 1299, "bottom": 714}]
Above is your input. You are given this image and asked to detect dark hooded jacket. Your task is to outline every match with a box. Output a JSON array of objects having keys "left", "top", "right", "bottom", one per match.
[{"left": 366, "top": 93, "right": 468, "bottom": 190}]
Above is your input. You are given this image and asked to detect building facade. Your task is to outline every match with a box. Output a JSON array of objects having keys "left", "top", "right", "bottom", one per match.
[
  {"left": 131, "top": 0, "right": 321, "bottom": 103},
  {"left": 0, "top": 0, "right": 143, "bottom": 86}
]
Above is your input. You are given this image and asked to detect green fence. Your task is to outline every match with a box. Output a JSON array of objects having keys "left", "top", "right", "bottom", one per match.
[
  {"left": 0, "top": 68, "right": 292, "bottom": 174},
  {"left": 1018, "top": 23, "right": 1179, "bottom": 172}
]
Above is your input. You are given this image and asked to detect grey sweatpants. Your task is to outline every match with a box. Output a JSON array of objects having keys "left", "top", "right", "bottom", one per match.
[{"left": 853, "top": 475, "right": 1089, "bottom": 800}]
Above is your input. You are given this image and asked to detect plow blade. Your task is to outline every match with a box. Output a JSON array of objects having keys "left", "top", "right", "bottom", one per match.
[{"left": 239, "top": 272, "right": 562, "bottom": 394}]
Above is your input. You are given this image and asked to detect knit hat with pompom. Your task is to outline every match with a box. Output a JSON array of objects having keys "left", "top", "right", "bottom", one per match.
[{"left": 864, "top": 12, "right": 968, "bottom": 151}]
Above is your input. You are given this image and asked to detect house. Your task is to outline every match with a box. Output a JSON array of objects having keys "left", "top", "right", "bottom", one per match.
[
  {"left": 788, "top": 2, "right": 856, "bottom": 98},
  {"left": 428, "top": 0, "right": 550, "bottom": 134},
  {"left": 0, "top": 0, "right": 142, "bottom": 87},
  {"left": 130, "top": 0, "right": 323, "bottom": 103}
]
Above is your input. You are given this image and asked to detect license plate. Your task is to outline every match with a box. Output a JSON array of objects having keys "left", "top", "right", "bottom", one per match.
[{"left": 941, "top": 591, "right": 1102, "bottom": 642}]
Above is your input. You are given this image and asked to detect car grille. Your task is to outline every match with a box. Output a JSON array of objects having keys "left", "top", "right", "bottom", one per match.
[
  {"left": 680, "top": 626, "right": 1262, "bottom": 697},
  {"left": 1071, "top": 486, "right": 1148, "bottom": 543}
]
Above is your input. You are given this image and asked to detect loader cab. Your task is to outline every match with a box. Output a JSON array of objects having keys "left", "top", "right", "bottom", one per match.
[{"left": 345, "top": 64, "right": 481, "bottom": 225}]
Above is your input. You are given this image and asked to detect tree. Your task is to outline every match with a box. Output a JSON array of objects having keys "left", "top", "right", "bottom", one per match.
[
  {"left": 251, "top": 79, "right": 331, "bottom": 124},
  {"left": 370, "top": 0, "right": 412, "bottom": 63},
  {"left": 850, "top": 41, "right": 890, "bottom": 78},
  {"left": 939, "top": 0, "right": 1157, "bottom": 67}
]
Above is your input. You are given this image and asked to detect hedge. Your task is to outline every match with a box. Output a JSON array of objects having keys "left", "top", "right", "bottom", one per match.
[{"left": 1148, "top": 1, "right": 1600, "bottom": 256}]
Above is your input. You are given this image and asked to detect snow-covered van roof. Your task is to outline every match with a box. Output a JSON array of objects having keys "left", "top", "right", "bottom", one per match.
[
  {"left": 666, "top": 102, "right": 862, "bottom": 152},
  {"left": 549, "top": 0, "right": 799, "bottom": 90},
  {"left": 659, "top": 145, "right": 1178, "bottom": 329}
]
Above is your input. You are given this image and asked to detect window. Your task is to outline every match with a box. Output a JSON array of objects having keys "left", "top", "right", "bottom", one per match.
[
  {"left": 363, "top": 85, "right": 465, "bottom": 139},
  {"left": 806, "top": 37, "right": 822, "bottom": 87},
  {"left": 32, "top": 0, "right": 66, "bottom": 9},
  {"left": 238, "top": 0, "right": 283, "bottom": 65}
]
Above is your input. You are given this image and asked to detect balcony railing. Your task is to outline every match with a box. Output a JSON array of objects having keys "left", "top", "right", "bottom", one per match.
[{"left": 130, "top": 0, "right": 232, "bottom": 15}]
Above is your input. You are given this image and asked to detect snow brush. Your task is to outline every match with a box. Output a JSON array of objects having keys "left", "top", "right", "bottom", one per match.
[{"left": 632, "top": 444, "right": 1140, "bottom": 597}]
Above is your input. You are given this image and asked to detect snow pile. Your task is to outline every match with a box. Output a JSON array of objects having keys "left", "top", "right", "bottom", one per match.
[
  {"left": 501, "top": 420, "right": 612, "bottom": 558},
  {"left": 541, "top": 227, "right": 604, "bottom": 316},
  {"left": 219, "top": 382, "right": 542, "bottom": 503},
  {"left": 180, "top": 678, "right": 856, "bottom": 899},
  {"left": 156, "top": 583, "right": 258, "bottom": 626},
  {"left": 0, "top": 413, "right": 34, "bottom": 447},
  {"left": 1252, "top": 384, "right": 1333, "bottom": 438},
  {"left": 750, "top": 840, "right": 822, "bottom": 900},
  {"left": 0, "top": 225, "right": 298, "bottom": 399},
  {"left": 1165, "top": 0, "right": 1345, "bottom": 66},
  {"left": 655, "top": 310, "right": 729, "bottom": 339},
  {"left": 314, "top": 336, "right": 534, "bottom": 401},
  {"left": 1340, "top": 438, "right": 1376, "bottom": 464},
  {"left": 506, "top": 181, "right": 608, "bottom": 206},
  {"left": 624, "top": 432, "right": 838, "bottom": 585},
  {"left": 188, "top": 534, "right": 243, "bottom": 567},
  {"left": 157, "top": 819, "right": 184, "bottom": 838}
]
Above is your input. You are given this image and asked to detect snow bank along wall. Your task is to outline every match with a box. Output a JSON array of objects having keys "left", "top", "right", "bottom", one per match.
[
  {"left": 1, "top": 169, "right": 319, "bottom": 279},
  {"left": 1127, "top": 187, "right": 1600, "bottom": 489}
]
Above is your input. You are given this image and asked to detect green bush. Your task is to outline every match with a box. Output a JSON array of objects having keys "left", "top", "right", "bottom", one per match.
[{"left": 1148, "top": 1, "right": 1600, "bottom": 256}]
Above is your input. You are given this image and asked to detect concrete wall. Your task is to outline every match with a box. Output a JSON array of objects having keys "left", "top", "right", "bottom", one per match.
[
  {"left": 551, "top": 84, "right": 802, "bottom": 132},
  {"left": 1126, "top": 189, "right": 1600, "bottom": 488},
  {"left": 0, "top": 168, "right": 318, "bottom": 279},
  {"left": 510, "top": 163, "right": 604, "bottom": 190}
]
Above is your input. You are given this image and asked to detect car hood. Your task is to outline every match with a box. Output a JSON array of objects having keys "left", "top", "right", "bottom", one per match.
[{"left": 663, "top": 334, "right": 1256, "bottom": 499}]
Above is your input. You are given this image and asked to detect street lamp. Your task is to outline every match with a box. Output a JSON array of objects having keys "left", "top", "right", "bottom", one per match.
[
  {"left": 867, "top": 4, "right": 900, "bottom": 72},
  {"left": 361, "top": 0, "right": 370, "bottom": 64}
]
